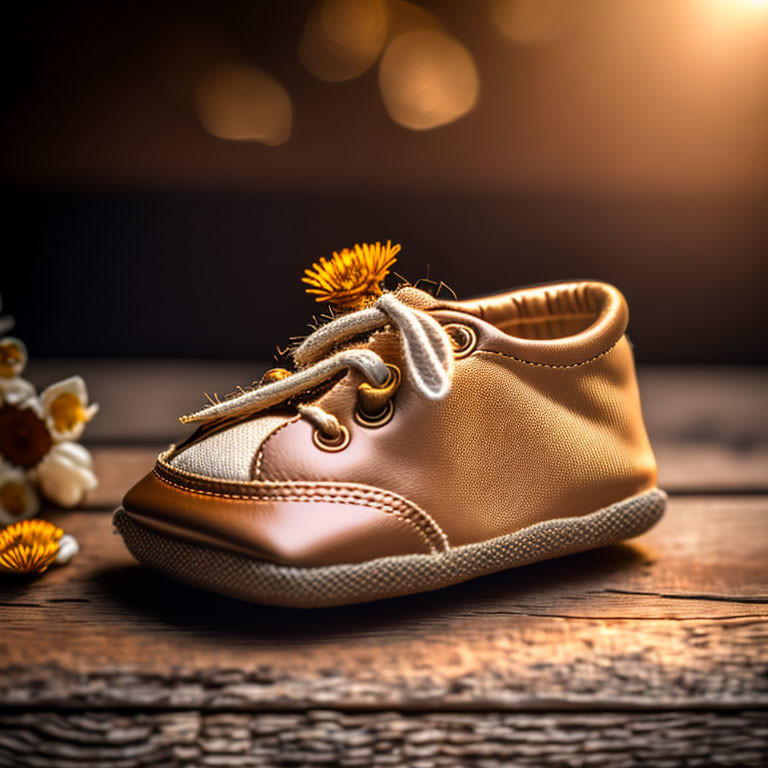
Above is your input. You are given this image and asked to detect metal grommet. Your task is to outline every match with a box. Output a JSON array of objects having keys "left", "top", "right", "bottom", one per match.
[
  {"left": 354, "top": 398, "right": 395, "bottom": 429},
  {"left": 312, "top": 424, "right": 351, "bottom": 452},
  {"left": 357, "top": 363, "right": 401, "bottom": 417},
  {"left": 378, "top": 364, "right": 400, "bottom": 390},
  {"left": 444, "top": 323, "right": 477, "bottom": 359}
]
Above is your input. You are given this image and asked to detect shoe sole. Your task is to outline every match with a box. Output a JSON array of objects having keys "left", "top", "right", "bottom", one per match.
[{"left": 113, "top": 488, "right": 666, "bottom": 608}]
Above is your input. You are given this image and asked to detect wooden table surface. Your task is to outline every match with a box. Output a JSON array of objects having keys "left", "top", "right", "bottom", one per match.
[{"left": 1, "top": 362, "right": 767, "bottom": 767}]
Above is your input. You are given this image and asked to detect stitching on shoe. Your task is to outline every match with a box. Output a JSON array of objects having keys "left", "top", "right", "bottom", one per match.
[
  {"left": 476, "top": 339, "right": 619, "bottom": 369},
  {"left": 252, "top": 414, "right": 301, "bottom": 480},
  {"left": 153, "top": 469, "right": 436, "bottom": 554},
  {"left": 152, "top": 465, "right": 449, "bottom": 554},
  {"left": 156, "top": 473, "right": 438, "bottom": 554}
]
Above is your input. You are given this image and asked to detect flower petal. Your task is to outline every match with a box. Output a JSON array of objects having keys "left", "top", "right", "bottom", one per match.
[
  {"left": 0, "top": 463, "right": 41, "bottom": 526},
  {"left": 41, "top": 375, "right": 97, "bottom": 442},
  {"left": 0, "top": 519, "right": 62, "bottom": 574},
  {"left": 0, "top": 377, "right": 36, "bottom": 407},
  {"left": 49, "top": 440, "right": 94, "bottom": 469},
  {"left": 55, "top": 534, "right": 79, "bottom": 565},
  {"left": 37, "top": 444, "right": 98, "bottom": 508}
]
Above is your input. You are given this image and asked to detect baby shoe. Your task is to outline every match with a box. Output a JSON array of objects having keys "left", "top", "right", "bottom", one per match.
[{"left": 115, "top": 242, "right": 665, "bottom": 607}]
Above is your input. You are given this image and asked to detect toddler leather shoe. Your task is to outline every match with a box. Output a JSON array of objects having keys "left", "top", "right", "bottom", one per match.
[{"left": 115, "top": 242, "right": 665, "bottom": 607}]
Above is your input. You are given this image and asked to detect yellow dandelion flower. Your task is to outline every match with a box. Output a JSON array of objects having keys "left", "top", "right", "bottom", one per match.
[
  {"left": 303, "top": 240, "right": 401, "bottom": 311},
  {"left": 0, "top": 518, "right": 63, "bottom": 574}
]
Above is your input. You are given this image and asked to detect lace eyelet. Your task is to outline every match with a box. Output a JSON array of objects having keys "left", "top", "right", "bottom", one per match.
[
  {"left": 312, "top": 424, "right": 350, "bottom": 452},
  {"left": 376, "top": 365, "right": 399, "bottom": 390},
  {"left": 356, "top": 363, "right": 400, "bottom": 425},
  {"left": 355, "top": 398, "right": 395, "bottom": 428},
  {"left": 444, "top": 323, "right": 477, "bottom": 359}
]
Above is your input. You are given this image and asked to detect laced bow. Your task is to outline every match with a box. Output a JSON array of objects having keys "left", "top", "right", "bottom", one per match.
[{"left": 180, "top": 293, "right": 454, "bottom": 425}]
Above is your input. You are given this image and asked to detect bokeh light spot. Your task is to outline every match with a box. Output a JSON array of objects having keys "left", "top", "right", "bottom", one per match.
[
  {"left": 378, "top": 30, "right": 479, "bottom": 130},
  {"left": 195, "top": 65, "right": 292, "bottom": 145},
  {"left": 385, "top": 0, "right": 441, "bottom": 38},
  {"left": 490, "top": 0, "right": 563, "bottom": 44},
  {"left": 300, "top": 0, "right": 389, "bottom": 82}
]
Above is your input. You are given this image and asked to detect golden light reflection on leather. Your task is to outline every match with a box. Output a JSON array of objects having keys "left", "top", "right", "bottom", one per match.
[
  {"left": 356, "top": 363, "right": 401, "bottom": 418},
  {"left": 260, "top": 368, "right": 292, "bottom": 384},
  {"left": 123, "top": 281, "right": 658, "bottom": 569},
  {"left": 312, "top": 423, "right": 351, "bottom": 452},
  {"left": 444, "top": 323, "right": 477, "bottom": 358}
]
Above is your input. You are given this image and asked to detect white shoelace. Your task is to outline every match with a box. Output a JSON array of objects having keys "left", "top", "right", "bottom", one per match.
[{"left": 180, "top": 293, "right": 455, "bottom": 434}]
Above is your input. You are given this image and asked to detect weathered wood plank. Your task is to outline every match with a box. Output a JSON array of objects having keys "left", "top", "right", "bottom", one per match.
[
  {"left": 652, "top": 440, "right": 768, "bottom": 494},
  {"left": 637, "top": 366, "right": 768, "bottom": 446},
  {"left": 638, "top": 365, "right": 768, "bottom": 492},
  {"left": 2, "top": 497, "right": 766, "bottom": 709},
  {"left": 1, "top": 709, "right": 766, "bottom": 768},
  {"left": 87, "top": 446, "right": 160, "bottom": 509},
  {"left": 25, "top": 359, "right": 267, "bottom": 445}
]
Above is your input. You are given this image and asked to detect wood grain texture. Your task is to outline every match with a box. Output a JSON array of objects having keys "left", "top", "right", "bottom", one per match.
[
  {"left": 1, "top": 496, "right": 766, "bottom": 710},
  {"left": 87, "top": 446, "right": 160, "bottom": 509},
  {"left": 638, "top": 366, "right": 768, "bottom": 492},
  {"left": 1, "top": 710, "right": 766, "bottom": 767}
]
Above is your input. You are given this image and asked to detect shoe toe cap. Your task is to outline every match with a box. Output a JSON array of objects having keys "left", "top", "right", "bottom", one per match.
[{"left": 120, "top": 466, "right": 435, "bottom": 567}]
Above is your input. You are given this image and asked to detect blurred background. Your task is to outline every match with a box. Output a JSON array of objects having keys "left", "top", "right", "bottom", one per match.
[{"left": 2, "top": 0, "right": 767, "bottom": 364}]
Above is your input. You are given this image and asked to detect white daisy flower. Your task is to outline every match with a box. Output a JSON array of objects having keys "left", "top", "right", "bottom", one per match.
[
  {"left": 55, "top": 534, "right": 80, "bottom": 564},
  {"left": 36, "top": 441, "right": 98, "bottom": 509},
  {"left": 41, "top": 376, "right": 99, "bottom": 442},
  {"left": 0, "top": 337, "right": 28, "bottom": 379},
  {"left": 0, "top": 460, "right": 41, "bottom": 526},
  {"left": 0, "top": 376, "right": 36, "bottom": 408}
]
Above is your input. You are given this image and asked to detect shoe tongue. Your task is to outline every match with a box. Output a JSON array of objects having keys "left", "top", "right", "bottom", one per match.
[
  {"left": 392, "top": 285, "right": 442, "bottom": 311},
  {"left": 393, "top": 285, "right": 479, "bottom": 318}
]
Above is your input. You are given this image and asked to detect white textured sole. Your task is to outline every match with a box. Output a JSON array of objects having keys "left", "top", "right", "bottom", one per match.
[{"left": 114, "top": 488, "right": 667, "bottom": 608}]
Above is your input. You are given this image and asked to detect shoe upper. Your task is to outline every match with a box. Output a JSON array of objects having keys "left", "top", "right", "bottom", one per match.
[{"left": 122, "top": 279, "right": 657, "bottom": 567}]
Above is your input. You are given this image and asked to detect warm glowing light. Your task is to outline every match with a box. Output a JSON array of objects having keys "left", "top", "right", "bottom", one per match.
[
  {"left": 698, "top": 0, "right": 768, "bottom": 41},
  {"left": 378, "top": 30, "right": 479, "bottom": 130},
  {"left": 490, "top": 0, "right": 564, "bottom": 44},
  {"left": 710, "top": 0, "right": 768, "bottom": 14},
  {"left": 299, "top": 0, "right": 389, "bottom": 82},
  {"left": 196, "top": 65, "right": 292, "bottom": 145},
  {"left": 386, "top": 0, "right": 441, "bottom": 38}
]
